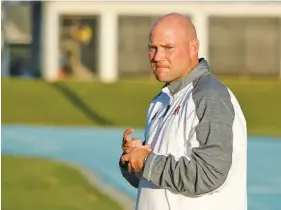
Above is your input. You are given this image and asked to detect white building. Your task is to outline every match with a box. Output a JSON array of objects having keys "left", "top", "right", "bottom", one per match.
[{"left": 13, "top": 1, "right": 281, "bottom": 82}]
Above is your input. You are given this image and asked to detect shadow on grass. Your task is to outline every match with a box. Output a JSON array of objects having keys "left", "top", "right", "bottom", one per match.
[{"left": 51, "top": 82, "right": 113, "bottom": 126}]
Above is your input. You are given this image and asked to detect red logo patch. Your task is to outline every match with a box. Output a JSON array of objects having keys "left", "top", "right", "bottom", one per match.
[{"left": 173, "top": 106, "right": 180, "bottom": 115}]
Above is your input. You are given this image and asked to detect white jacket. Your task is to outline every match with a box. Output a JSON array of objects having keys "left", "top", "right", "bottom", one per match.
[{"left": 120, "top": 58, "right": 247, "bottom": 210}]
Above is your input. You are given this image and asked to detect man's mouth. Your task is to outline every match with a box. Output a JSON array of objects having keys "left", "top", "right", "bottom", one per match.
[{"left": 156, "top": 65, "right": 168, "bottom": 68}]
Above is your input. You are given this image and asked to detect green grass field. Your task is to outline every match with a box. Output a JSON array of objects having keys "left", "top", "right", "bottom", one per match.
[
  {"left": 2, "top": 77, "right": 281, "bottom": 210},
  {"left": 2, "top": 77, "right": 281, "bottom": 136},
  {"left": 1, "top": 155, "right": 123, "bottom": 210}
]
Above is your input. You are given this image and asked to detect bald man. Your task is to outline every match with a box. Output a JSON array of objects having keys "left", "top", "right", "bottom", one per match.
[{"left": 119, "top": 13, "right": 247, "bottom": 210}]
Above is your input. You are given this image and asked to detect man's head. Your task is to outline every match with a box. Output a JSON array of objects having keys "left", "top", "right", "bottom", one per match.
[{"left": 148, "top": 13, "right": 199, "bottom": 83}]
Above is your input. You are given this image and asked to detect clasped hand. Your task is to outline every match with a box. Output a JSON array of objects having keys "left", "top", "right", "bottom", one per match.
[{"left": 121, "top": 128, "right": 151, "bottom": 173}]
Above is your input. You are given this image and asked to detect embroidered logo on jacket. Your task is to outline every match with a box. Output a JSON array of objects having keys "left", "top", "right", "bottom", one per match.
[{"left": 173, "top": 106, "right": 180, "bottom": 115}]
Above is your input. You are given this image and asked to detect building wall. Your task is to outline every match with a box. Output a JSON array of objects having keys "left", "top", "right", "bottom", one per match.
[
  {"left": 118, "top": 15, "right": 160, "bottom": 76},
  {"left": 41, "top": 1, "right": 281, "bottom": 82},
  {"left": 209, "top": 17, "right": 281, "bottom": 76}
]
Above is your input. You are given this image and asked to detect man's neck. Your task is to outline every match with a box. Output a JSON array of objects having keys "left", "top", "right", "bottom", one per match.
[{"left": 167, "top": 58, "right": 199, "bottom": 85}]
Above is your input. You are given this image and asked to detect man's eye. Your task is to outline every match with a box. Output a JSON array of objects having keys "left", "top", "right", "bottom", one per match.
[{"left": 165, "top": 47, "right": 173, "bottom": 51}]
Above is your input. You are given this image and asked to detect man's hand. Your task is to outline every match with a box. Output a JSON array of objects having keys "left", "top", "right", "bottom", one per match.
[
  {"left": 122, "top": 128, "right": 151, "bottom": 153},
  {"left": 121, "top": 147, "right": 151, "bottom": 173}
]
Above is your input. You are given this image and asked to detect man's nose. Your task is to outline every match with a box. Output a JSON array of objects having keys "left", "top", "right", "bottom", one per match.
[{"left": 153, "top": 49, "right": 164, "bottom": 61}]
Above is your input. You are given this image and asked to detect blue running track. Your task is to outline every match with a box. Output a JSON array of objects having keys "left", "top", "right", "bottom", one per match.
[{"left": 2, "top": 124, "right": 281, "bottom": 210}]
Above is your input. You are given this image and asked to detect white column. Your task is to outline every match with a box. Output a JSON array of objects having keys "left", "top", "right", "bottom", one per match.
[
  {"left": 192, "top": 13, "right": 209, "bottom": 61},
  {"left": 1, "top": 4, "right": 10, "bottom": 77},
  {"left": 279, "top": 18, "right": 281, "bottom": 78},
  {"left": 99, "top": 11, "right": 118, "bottom": 83},
  {"left": 41, "top": 3, "right": 60, "bottom": 81}
]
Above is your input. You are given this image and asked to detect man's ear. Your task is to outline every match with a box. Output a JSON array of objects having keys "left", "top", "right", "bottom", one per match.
[{"left": 190, "top": 38, "right": 199, "bottom": 56}]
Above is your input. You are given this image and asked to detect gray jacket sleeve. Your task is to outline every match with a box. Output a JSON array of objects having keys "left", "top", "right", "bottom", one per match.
[
  {"left": 119, "top": 154, "right": 140, "bottom": 188},
  {"left": 142, "top": 95, "right": 235, "bottom": 196}
]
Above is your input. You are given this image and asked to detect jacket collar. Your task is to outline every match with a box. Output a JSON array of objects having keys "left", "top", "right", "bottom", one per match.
[{"left": 167, "top": 58, "right": 210, "bottom": 95}]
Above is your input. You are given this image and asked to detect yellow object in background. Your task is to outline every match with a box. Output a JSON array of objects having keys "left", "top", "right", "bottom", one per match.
[{"left": 77, "top": 26, "right": 92, "bottom": 43}]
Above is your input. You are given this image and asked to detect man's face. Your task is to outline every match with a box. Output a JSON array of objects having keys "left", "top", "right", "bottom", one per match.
[{"left": 148, "top": 25, "right": 192, "bottom": 83}]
